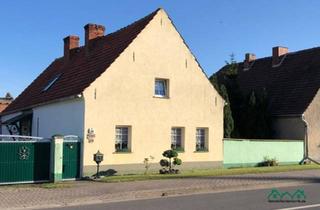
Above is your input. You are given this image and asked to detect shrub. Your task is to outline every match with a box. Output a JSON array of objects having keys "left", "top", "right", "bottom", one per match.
[
  {"left": 159, "top": 149, "right": 182, "bottom": 174},
  {"left": 143, "top": 156, "right": 155, "bottom": 175},
  {"left": 259, "top": 156, "right": 278, "bottom": 167}
]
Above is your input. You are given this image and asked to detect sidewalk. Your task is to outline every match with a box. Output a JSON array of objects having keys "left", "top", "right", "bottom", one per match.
[{"left": 1, "top": 169, "right": 319, "bottom": 210}]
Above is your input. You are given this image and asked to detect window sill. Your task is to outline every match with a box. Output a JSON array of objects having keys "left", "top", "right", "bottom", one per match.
[
  {"left": 153, "top": 95, "right": 170, "bottom": 99},
  {"left": 113, "top": 151, "right": 132, "bottom": 154},
  {"left": 172, "top": 148, "right": 184, "bottom": 153},
  {"left": 194, "top": 150, "right": 209, "bottom": 153}
]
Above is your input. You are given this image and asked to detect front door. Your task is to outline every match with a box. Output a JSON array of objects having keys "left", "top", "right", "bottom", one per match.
[{"left": 62, "top": 138, "right": 80, "bottom": 179}]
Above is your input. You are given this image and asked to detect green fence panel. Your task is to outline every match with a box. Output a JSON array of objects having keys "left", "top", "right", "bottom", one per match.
[
  {"left": 0, "top": 142, "right": 50, "bottom": 183},
  {"left": 62, "top": 142, "right": 80, "bottom": 179},
  {"left": 223, "top": 139, "right": 304, "bottom": 168}
]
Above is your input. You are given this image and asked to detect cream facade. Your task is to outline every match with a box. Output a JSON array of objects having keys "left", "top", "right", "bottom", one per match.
[
  {"left": 81, "top": 9, "right": 224, "bottom": 173},
  {"left": 1, "top": 9, "right": 224, "bottom": 175},
  {"left": 303, "top": 88, "right": 320, "bottom": 161}
]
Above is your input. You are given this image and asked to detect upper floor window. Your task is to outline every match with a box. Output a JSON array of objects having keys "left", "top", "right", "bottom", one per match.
[
  {"left": 115, "top": 126, "right": 131, "bottom": 152},
  {"left": 196, "top": 128, "right": 208, "bottom": 152},
  {"left": 171, "top": 127, "right": 184, "bottom": 151},
  {"left": 155, "top": 79, "right": 169, "bottom": 97}
]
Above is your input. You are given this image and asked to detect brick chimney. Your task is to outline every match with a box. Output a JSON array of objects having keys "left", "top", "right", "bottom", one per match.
[
  {"left": 63, "top": 35, "right": 79, "bottom": 61},
  {"left": 244, "top": 53, "right": 256, "bottom": 69},
  {"left": 84, "top": 23, "right": 105, "bottom": 47},
  {"left": 272, "top": 46, "right": 288, "bottom": 66}
]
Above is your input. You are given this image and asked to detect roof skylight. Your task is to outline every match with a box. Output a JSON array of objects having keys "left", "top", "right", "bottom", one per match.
[{"left": 42, "top": 74, "right": 61, "bottom": 92}]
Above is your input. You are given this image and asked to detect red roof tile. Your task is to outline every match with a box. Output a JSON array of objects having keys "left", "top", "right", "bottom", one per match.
[
  {"left": 217, "top": 47, "right": 320, "bottom": 116},
  {"left": 3, "top": 9, "right": 160, "bottom": 114}
]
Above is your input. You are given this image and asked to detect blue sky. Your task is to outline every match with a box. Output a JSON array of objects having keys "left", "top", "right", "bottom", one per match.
[{"left": 1, "top": 0, "right": 320, "bottom": 97}]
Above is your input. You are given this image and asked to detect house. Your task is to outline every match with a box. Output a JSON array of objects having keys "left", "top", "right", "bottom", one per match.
[
  {"left": 0, "top": 93, "right": 13, "bottom": 113},
  {"left": 0, "top": 93, "right": 13, "bottom": 134},
  {"left": 1, "top": 8, "right": 224, "bottom": 175},
  {"left": 217, "top": 46, "right": 320, "bottom": 162}
]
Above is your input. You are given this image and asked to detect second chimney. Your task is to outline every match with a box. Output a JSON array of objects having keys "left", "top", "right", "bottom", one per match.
[
  {"left": 84, "top": 23, "right": 105, "bottom": 47},
  {"left": 272, "top": 46, "right": 288, "bottom": 66},
  {"left": 64, "top": 35, "right": 79, "bottom": 61}
]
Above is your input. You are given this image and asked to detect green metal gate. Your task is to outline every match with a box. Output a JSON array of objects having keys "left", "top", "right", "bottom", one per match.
[
  {"left": 62, "top": 136, "right": 81, "bottom": 179},
  {"left": 0, "top": 137, "right": 51, "bottom": 184}
]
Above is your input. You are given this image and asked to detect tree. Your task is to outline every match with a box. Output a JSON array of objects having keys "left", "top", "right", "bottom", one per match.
[
  {"left": 220, "top": 85, "right": 234, "bottom": 138},
  {"left": 210, "top": 54, "right": 237, "bottom": 138},
  {"left": 210, "top": 54, "right": 272, "bottom": 139},
  {"left": 241, "top": 90, "right": 272, "bottom": 138},
  {"left": 159, "top": 150, "right": 182, "bottom": 174}
]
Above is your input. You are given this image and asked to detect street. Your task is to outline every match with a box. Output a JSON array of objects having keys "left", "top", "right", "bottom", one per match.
[{"left": 40, "top": 183, "right": 320, "bottom": 210}]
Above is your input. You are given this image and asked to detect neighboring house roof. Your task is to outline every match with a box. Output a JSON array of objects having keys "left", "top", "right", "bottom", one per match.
[
  {"left": 0, "top": 93, "right": 13, "bottom": 113},
  {"left": 3, "top": 9, "right": 160, "bottom": 115},
  {"left": 217, "top": 47, "right": 320, "bottom": 116}
]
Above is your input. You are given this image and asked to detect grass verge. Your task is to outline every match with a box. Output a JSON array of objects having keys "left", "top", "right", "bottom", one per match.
[{"left": 100, "top": 164, "right": 320, "bottom": 183}]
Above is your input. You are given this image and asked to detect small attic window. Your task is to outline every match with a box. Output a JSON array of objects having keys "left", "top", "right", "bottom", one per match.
[{"left": 43, "top": 74, "right": 61, "bottom": 92}]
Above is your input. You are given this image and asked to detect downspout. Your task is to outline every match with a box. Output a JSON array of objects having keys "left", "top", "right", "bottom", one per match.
[{"left": 300, "top": 114, "right": 320, "bottom": 164}]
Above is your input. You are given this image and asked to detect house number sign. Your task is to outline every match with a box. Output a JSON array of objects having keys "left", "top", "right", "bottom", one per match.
[
  {"left": 18, "top": 146, "right": 30, "bottom": 160},
  {"left": 87, "top": 128, "right": 96, "bottom": 143}
]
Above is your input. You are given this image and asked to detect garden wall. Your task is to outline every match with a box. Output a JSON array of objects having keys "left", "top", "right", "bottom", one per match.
[{"left": 223, "top": 139, "right": 304, "bottom": 168}]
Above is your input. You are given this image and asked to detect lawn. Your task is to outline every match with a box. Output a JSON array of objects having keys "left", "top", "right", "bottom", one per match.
[{"left": 100, "top": 164, "right": 320, "bottom": 183}]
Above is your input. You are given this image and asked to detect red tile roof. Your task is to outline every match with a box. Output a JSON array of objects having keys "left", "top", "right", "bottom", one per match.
[
  {"left": 0, "top": 103, "right": 10, "bottom": 113},
  {"left": 3, "top": 9, "right": 160, "bottom": 114},
  {"left": 0, "top": 93, "right": 13, "bottom": 113},
  {"left": 217, "top": 47, "right": 320, "bottom": 116}
]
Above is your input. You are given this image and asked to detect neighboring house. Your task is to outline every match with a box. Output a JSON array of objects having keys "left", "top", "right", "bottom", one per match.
[
  {"left": 1, "top": 8, "right": 224, "bottom": 174},
  {"left": 0, "top": 93, "right": 13, "bottom": 113},
  {"left": 0, "top": 93, "right": 13, "bottom": 134},
  {"left": 217, "top": 46, "right": 320, "bottom": 161}
]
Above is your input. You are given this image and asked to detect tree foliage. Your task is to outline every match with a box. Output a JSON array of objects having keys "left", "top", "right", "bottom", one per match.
[
  {"left": 159, "top": 150, "right": 182, "bottom": 174},
  {"left": 220, "top": 85, "right": 234, "bottom": 138},
  {"left": 210, "top": 54, "right": 272, "bottom": 139}
]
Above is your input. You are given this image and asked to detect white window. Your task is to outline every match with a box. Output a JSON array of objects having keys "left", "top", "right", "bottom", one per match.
[
  {"left": 115, "top": 126, "right": 130, "bottom": 152},
  {"left": 171, "top": 127, "right": 184, "bottom": 151},
  {"left": 155, "top": 79, "right": 168, "bottom": 97},
  {"left": 196, "top": 128, "right": 208, "bottom": 151}
]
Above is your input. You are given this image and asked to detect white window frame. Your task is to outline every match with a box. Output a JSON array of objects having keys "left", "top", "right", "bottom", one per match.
[
  {"left": 115, "top": 126, "right": 131, "bottom": 152},
  {"left": 171, "top": 127, "right": 184, "bottom": 151},
  {"left": 154, "top": 78, "right": 169, "bottom": 98},
  {"left": 196, "top": 128, "right": 208, "bottom": 151}
]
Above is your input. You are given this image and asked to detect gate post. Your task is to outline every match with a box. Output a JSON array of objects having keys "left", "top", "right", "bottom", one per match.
[{"left": 51, "top": 135, "right": 63, "bottom": 182}]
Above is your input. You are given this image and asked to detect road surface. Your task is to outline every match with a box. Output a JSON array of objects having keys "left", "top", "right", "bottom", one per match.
[{"left": 40, "top": 183, "right": 320, "bottom": 210}]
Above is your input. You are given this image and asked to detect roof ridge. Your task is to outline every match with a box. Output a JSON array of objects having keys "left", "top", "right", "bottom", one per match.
[
  {"left": 239, "top": 46, "right": 320, "bottom": 64},
  {"left": 216, "top": 45, "right": 320, "bottom": 116},
  {"left": 51, "top": 8, "right": 162, "bottom": 62},
  {"left": 106, "top": 8, "right": 161, "bottom": 37},
  {"left": 2, "top": 8, "right": 161, "bottom": 114}
]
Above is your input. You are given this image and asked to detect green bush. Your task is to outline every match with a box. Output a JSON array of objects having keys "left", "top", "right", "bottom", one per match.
[
  {"left": 159, "top": 149, "right": 182, "bottom": 174},
  {"left": 259, "top": 156, "right": 278, "bottom": 167}
]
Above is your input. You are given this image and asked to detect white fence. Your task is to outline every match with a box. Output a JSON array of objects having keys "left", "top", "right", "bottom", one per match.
[{"left": 0, "top": 135, "right": 50, "bottom": 142}]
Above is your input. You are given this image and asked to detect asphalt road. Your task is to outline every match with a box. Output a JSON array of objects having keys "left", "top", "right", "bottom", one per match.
[{"left": 41, "top": 183, "right": 320, "bottom": 210}]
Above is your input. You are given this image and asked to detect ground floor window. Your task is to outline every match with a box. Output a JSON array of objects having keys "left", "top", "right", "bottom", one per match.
[
  {"left": 171, "top": 127, "right": 184, "bottom": 151},
  {"left": 115, "top": 126, "right": 130, "bottom": 152},
  {"left": 196, "top": 128, "right": 208, "bottom": 151}
]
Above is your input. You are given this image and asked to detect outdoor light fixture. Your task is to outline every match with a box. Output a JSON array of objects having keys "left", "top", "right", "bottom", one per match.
[{"left": 93, "top": 150, "right": 104, "bottom": 178}]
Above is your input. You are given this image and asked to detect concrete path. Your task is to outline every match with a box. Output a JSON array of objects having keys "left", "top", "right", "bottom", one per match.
[{"left": 0, "top": 170, "right": 319, "bottom": 210}]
